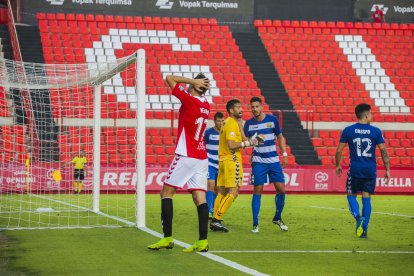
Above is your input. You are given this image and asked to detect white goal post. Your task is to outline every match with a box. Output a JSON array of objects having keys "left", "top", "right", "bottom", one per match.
[{"left": 0, "top": 50, "right": 146, "bottom": 230}]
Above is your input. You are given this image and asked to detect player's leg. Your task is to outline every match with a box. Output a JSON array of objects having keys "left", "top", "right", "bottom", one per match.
[
  {"left": 214, "top": 160, "right": 240, "bottom": 220},
  {"left": 183, "top": 159, "right": 209, "bottom": 252},
  {"left": 251, "top": 162, "right": 267, "bottom": 232},
  {"left": 147, "top": 185, "right": 177, "bottom": 250},
  {"left": 184, "top": 190, "right": 209, "bottom": 252},
  {"left": 346, "top": 174, "right": 365, "bottom": 237},
  {"left": 206, "top": 167, "right": 218, "bottom": 218},
  {"left": 148, "top": 155, "right": 189, "bottom": 250},
  {"left": 346, "top": 174, "right": 360, "bottom": 219},
  {"left": 361, "top": 179, "right": 375, "bottom": 238},
  {"left": 268, "top": 163, "right": 288, "bottom": 231},
  {"left": 272, "top": 182, "right": 288, "bottom": 231},
  {"left": 160, "top": 185, "right": 177, "bottom": 238},
  {"left": 78, "top": 170, "right": 84, "bottom": 193},
  {"left": 251, "top": 186, "right": 263, "bottom": 232},
  {"left": 212, "top": 161, "right": 225, "bottom": 219},
  {"left": 73, "top": 170, "right": 79, "bottom": 194}
]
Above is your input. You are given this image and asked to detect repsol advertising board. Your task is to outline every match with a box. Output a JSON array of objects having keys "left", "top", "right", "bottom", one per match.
[
  {"left": 1, "top": 164, "right": 413, "bottom": 194},
  {"left": 22, "top": 0, "right": 254, "bottom": 24},
  {"left": 354, "top": 0, "right": 414, "bottom": 22}
]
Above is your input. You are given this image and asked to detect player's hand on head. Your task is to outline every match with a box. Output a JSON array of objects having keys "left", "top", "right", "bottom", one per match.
[{"left": 193, "top": 78, "right": 210, "bottom": 91}]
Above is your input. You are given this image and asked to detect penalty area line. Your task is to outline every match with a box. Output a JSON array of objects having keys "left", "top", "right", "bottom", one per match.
[
  {"left": 209, "top": 250, "right": 414, "bottom": 254},
  {"left": 310, "top": 205, "right": 414, "bottom": 218},
  {"left": 140, "top": 227, "right": 269, "bottom": 276}
]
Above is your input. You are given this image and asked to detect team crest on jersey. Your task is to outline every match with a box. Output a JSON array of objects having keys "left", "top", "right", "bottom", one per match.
[
  {"left": 267, "top": 122, "right": 272, "bottom": 128},
  {"left": 197, "top": 142, "right": 206, "bottom": 150},
  {"left": 230, "top": 132, "right": 235, "bottom": 137}
]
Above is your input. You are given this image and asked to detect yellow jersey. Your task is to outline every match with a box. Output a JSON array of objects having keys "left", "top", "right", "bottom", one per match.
[
  {"left": 72, "top": 156, "right": 87, "bottom": 170},
  {"left": 218, "top": 117, "right": 242, "bottom": 162}
]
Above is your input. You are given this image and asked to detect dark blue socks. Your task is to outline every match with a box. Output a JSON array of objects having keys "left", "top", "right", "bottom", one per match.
[
  {"left": 275, "top": 193, "right": 285, "bottom": 221},
  {"left": 252, "top": 194, "right": 262, "bottom": 226},
  {"left": 362, "top": 197, "right": 372, "bottom": 232}
]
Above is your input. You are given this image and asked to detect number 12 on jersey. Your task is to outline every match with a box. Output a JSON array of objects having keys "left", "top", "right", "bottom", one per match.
[{"left": 353, "top": 137, "right": 372, "bottom": 157}]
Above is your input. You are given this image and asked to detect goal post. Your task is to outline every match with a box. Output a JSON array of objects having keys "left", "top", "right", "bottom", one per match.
[
  {"left": 0, "top": 50, "right": 146, "bottom": 230},
  {"left": 136, "top": 49, "right": 146, "bottom": 228}
]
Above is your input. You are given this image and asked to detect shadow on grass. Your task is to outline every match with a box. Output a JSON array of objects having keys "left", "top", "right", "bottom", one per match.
[{"left": 0, "top": 231, "right": 33, "bottom": 276}]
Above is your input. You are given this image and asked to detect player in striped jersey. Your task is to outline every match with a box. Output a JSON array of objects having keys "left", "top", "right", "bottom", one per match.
[
  {"left": 244, "top": 97, "right": 289, "bottom": 233},
  {"left": 204, "top": 112, "right": 225, "bottom": 218}
]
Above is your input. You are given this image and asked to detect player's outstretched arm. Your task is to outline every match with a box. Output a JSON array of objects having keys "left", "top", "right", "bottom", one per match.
[
  {"left": 165, "top": 75, "right": 209, "bottom": 90},
  {"left": 378, "top": 143, "right": 390, "bottom": 184},
  {"left": 335, "top": 142, "right": 346, "bottom": 176}
]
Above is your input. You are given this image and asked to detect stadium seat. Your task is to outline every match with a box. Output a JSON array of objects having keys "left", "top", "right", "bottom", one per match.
[{"left": 256, "top": 20, "right": 414, "bottom": 125}]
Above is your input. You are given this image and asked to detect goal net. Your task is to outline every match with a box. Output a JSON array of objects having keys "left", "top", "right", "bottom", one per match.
[{"left": 0, "top": 50, "right": 146, "bottom": 229}]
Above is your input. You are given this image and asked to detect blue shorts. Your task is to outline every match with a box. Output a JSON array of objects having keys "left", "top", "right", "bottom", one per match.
[
  {"left": 346, "top": 174, "right": 376, "bottom": 194},
  {"left": 251, "top": 162, "right": 285, "bottom": 185},
  {"left": 208, "top": 166, "right": 218, "bottom": 181}
]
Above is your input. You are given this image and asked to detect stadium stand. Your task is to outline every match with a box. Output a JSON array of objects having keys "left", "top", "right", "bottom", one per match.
[
  {"left": 255, "top": 20, "right": 414, "bottom": 123},
  {"left": 0, "top": 125, "right": 26, "bottom": 163},
  {"left": 35, "top": 14, "right": 296, "bottom": 165},
  {"left": 255, "top": 20, "right": 414, "bottom": 165}
]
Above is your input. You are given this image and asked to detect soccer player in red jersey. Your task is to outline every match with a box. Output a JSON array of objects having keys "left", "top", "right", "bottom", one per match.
[{"left": 148, "top": 73, "right": 211, "bottom": 252}]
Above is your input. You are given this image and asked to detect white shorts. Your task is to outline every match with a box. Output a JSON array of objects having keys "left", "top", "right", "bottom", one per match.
[{"left": 164, "top": 154, "right": 208, "bottom": 191}]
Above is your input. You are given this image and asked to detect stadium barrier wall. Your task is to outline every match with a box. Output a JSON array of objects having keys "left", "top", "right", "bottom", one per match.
[
  {"left": 1, "top": 164, "right": 412, "bottom": 194},
  {"left": 21, "top": 0, "right": 254, "bottom": 26}
]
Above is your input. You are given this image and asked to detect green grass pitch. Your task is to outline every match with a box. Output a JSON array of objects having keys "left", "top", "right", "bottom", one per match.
[{"left": 1, "top": 194, "right": 413, "bottom": 275}]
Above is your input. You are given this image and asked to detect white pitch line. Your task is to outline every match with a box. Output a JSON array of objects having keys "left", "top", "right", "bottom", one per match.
[
  {"left": 210, "top": 250, "right": 414, "bottom": 254},
  {"left": 310, "top": 205, "right": 414, "bottom": 218},
  {"left": 140, "top": 227, "right": 269, "bottom": 276},
  {"left": 21, "top": 195, "right": 268, "bottom": 276}
]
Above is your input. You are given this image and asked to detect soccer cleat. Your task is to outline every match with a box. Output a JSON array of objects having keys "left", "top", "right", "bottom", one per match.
[
  {"left": 183, "top": 239, "right": 209, "bottom": 253},
  {"left": 360, "top": 231, "right": 368, "bottom": 239},
  {"left": 251, "top": 225, "right": 259, "bottom": 233},
  {"left": 147, "top": 237, "right": 174, "bottom": 250},
  {"left": 273, "top": 219, "right": 288, "bottom": 231},
  {"left": 356, "top": 217, "right": 365, "bottom": 237},
  {"left": 210, "top": 219, "right": 229, "bottom": 232}
]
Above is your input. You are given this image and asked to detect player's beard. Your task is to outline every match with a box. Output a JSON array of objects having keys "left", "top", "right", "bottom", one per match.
[
  {"left": 253, "top": 110, "right": 261, "bottom": 118},
  {"left": 235, "top": 111, "right": 243, "bottom": 119}
]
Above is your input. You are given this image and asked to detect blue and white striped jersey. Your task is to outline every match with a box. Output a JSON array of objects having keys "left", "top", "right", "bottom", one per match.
[
  {"left": 244, "top": 114, "right": 282, "bottom": 164},
  {"left": 204, "top": 127, "right": 220, "bottom": 169}
]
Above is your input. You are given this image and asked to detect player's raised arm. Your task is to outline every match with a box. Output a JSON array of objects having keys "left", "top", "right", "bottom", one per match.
[
  {"left": 377, "top": 143, "right": 390, "bottom": 184},
  {"left": 335, "top": 142, "right": 347, "bottom": 176}
]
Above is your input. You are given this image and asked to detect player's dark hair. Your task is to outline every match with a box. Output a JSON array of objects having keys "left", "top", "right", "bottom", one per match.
[
  {"left": 226, "top": 99, "right": 241, "bottom": 113},
  {"left": 214, "top": 112, "right": 224, "bottom": 120},
  {"left": 193, "top": 73, "right": 208, "bottom": 94},
  {"left": 249, "top": 96, "right": 262, "bottom": 104},
  {"left": 355, "top": 103, "right": 371, "bottom": 119}
]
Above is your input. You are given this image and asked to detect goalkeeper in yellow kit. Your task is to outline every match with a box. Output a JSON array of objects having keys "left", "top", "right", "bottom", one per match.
[
  {"left": 64, "top": 150, "right": 87, "bottom": 194},
  {"left": 209, "top": 99, "right": 264, "bottom": 232}
]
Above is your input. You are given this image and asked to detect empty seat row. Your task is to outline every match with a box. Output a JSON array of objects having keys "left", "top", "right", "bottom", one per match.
[
  {"left": 255, "top": 19, "right": 414, "bottom": 30},
  {"left": 37, "top": 13, "right": 218, "bottom": 25}
]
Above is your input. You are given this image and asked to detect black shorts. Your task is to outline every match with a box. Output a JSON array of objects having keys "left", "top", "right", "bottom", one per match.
[
  {"left": 346, "top": 174, "right": 376, "bottom": 195},
  {"left": 74, "top": 169, "right": 85, "bottom": 180}
]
